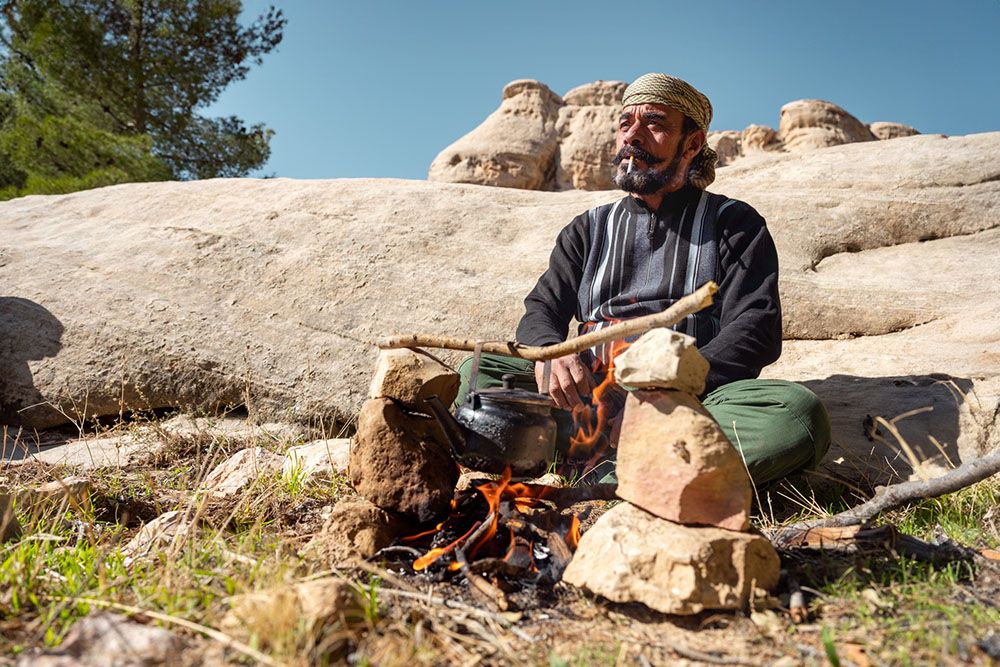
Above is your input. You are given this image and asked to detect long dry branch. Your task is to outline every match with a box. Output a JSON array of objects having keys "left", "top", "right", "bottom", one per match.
[
  {"left": 775, "top": 446, "right": 1000, "bottom": 546},
  {"left": 376, "top": 281, "right": 718, "bottom": 361}
]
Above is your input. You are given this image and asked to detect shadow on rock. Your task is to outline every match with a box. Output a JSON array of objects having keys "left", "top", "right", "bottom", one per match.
[
  {"left": 803, "top": 374, "right": 980, "bottom": 488},
  {"left": 0, "top": 297, "right": 64, "bottom": 427}
]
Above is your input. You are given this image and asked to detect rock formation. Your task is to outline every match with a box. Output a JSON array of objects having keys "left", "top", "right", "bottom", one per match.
[
  {"left": 427, "top": 80, "right": 563, "bottom": 190},
  {"left": 2, "top": 131, "right": 998, "bottom": 487},
  {"left": 778, "top": 99, "right": 876, "bottom": 151}
]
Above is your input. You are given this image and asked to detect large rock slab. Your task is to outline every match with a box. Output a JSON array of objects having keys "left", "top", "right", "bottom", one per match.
[
  {"left": 563, "top": 502, "right": 780, "bottom": 615},
  {"left": 1, "top": 133, "right": 998, "bottom": 485},
  {"left": 615, "top": 390, "right": 752, "bottom": 531}
]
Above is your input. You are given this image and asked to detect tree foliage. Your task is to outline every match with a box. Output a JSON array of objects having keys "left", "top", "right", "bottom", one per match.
[{"left": 0, "top": 0, "right": 285, "bottom": 199}]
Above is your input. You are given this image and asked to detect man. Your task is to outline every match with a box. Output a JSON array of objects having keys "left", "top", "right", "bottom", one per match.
[{"left": 457, "top": 72, "right": 831, "bottom": 486}]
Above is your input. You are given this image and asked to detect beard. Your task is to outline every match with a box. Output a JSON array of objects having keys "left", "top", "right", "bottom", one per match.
[{"left": 612, "top": 144, "right": 685, "bottom": 195}]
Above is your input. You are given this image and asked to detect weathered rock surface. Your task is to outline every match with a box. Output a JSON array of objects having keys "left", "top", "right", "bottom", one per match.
[
  {"left": 555, "top": 81, "right": 626, "bottom": 191},
  {"left": 282, "top": 438, "right": 350, "bottom": 481},
  {"left": 707, "top": 130, "right": 742, "bottom": 166},
  {"left": 869, "top": 121, "right": 920, "bottom": 140},
  {"left": 562, "top": 503, "right": 779, "bottom": 614},
  {"left": 223, "top": 577, "right": 362, "bottom": 643},
  {"left": 778, "top": 99, "right": 876, "bottom": 151},
  {"left": 368, "top": 348, "right": 459, "bottom": 412},
  {"left": 2, "top": 131, "right": 998, "bottom": 485},
  {"left": 615, "top": 390, "right": 752, "bottom": 531},
  {"left": 350, "top": 398, "right": 457, "bottom": 522},
  {"left": 301, "top": 495, "right": 413, "bottom": 564},
  {"left": 14, "top": 611, "right": 183, "bottom": 666},
  {"left": 741, "top": 124, "right": 781, "bottom": 152},
  {"left": 122, "top": 510, "right": 191, "bottom": 566},
  {"left": 428, "top": 79, "right": 563, "bottom": 190},
  {"left": 613, "top": 329, "right": 709, "bottom": 394},
  {"left": 200, "top": 447, "right": 283, "bottom": 498}
]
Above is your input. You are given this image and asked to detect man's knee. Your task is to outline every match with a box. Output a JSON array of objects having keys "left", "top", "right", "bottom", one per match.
[{"left": 770, "top": 380, "right": 832, "bottom": 469}]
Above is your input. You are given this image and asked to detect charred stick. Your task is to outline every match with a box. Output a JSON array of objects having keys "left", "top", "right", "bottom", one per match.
[
  {"left": 454, "top": 512, "right": 510, "bottom": 612},
  {"left": 376, "top": 281, "right": 718, "bottom": 360}
]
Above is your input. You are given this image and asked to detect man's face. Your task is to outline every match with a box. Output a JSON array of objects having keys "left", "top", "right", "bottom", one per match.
[{"left": 613, "top": 103, "right": 700, "bottom": 195}]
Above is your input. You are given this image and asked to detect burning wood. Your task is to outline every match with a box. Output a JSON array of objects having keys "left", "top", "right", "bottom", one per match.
[{"left": 388, "top": 468, "right": 585, "bottom": 609}]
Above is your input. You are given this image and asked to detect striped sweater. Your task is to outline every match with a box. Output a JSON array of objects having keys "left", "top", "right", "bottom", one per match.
[{"left": 515, "top": 185, "right": 782, "bottom": 394}]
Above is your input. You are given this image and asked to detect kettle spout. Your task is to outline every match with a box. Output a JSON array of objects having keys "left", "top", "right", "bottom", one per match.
[{"left": 423, "top": 395, "right": 468, "bottom": 457}]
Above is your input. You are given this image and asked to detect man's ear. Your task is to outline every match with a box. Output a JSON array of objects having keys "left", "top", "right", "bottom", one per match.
[{"left": 684, "top": 129, "right": 706, "bottom": 158}]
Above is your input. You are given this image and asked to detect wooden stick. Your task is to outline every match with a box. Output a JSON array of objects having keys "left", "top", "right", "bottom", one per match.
[
  {"left": 774, "top": 447, "right": 1000, "bottom": 546},
  {"left": 376, "top": 281, "right": 718, "bottom": 361}
]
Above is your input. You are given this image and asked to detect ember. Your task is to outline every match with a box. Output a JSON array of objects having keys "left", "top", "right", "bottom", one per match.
[{"left": 395, "top": 467, "right": 583, "bottom": 606}]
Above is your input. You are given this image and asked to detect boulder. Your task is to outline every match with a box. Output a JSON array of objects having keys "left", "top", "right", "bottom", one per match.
[
  {"left": 562, "top": 502, "right": 780, "bottom": 614},
  {"left": 14, "top": 611, "right": 182, "bottom": 666},
  {"left": 869, "top": 121, "right": 920, "bottom": 140},
  {"left": 707, "top": 130, "right": 742, "bottom": 166},
  {"left": 778, "top": 99, "right": 876, "bottom": 151},
  {"left": 741, "top": 124, "right": 781, "bottom": 152},
  {"left": 554, "top": 81, "right": 626, "bottom": 191},
  {"left": 282, "top": 438, "right": 350, "bottom": 481},
  {"left": 613, "top": 329, "right": 709, "bottom": 394},
  {"left": 428, "top": 80, "right": 563, "bottom": 190},
  {"left": 368, "top": 348, "right": 459, "bottom": 412},
  {"left": 200, "top": 447, "right": 283, "bottom": 498},
  {"left": 615, "top": 390, "right": 752, "bottom": 531},
  {"left": 350, "top": 398, "right": 457, "bottom": 522},
  {"left": 301, "top": 495, "right": 413, "bottom": 564}
]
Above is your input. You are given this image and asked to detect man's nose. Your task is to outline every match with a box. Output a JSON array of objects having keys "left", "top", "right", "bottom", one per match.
[{"left": 621, "top": 121, "right": 643, "bottom": 146}]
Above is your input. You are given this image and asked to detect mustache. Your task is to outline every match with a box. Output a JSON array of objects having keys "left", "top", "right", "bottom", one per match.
[{"left": 613, "top": 146, "right": 664, "bottom": 166}]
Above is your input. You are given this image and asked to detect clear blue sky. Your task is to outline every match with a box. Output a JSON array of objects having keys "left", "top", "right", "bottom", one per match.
[{"left": 208, "top": 0, "right": 1000, "bottom": 180}]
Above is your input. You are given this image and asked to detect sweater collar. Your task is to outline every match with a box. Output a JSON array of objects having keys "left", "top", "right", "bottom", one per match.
[{"left": 622, "top": 185, "right": 699, "bottom": 216}]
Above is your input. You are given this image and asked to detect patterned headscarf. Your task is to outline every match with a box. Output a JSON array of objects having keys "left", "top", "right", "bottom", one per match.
[{"left": 622, "top": 73, "right": 717, "bottom": 189}]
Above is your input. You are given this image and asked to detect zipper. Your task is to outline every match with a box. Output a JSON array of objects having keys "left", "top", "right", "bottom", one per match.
[{"left": 646, "top": 213, "right": 655, "bottom": 238}]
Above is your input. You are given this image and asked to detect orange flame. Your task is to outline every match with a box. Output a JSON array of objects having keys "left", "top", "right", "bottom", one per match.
[
  {"left": 565, "top": 514, "right": 581, "bottom": 550},
  {"left": 567, "top": 337, "right": 631, "bottom": 459},
  {"left": 412, "top": 519, "right": 481, "bottom": 571}
]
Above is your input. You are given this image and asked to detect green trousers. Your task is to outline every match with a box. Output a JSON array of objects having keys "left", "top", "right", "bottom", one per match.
[{"left": 456, "top": 353, "right": 832, "bottom": 487}]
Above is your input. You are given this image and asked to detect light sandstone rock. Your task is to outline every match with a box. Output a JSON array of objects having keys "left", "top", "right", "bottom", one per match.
[
  {"left": 350, "top": 398, "right": 457, "bottom": 522},
  {"left": 160, "top": 415, "right": 307, "bottom": 444},
  {"left": 613, "top": 329, "right": 709, "bottom": 394},
  {"left": 200, "top": 447, "right": 283, "bottom": 498},
  {"left": 615, "top": 390, "right": 752, "bottom": 531},
  {"left": 428, "top": 79, "right": 563, "bottom": 190},
  {"left": 869, "top": 121, "right": 920, "bottom": 140},
  {"left": 13, "top": 611, "right": 182, "bottom": 666},
  {"left": 301, "top": 495, "right": 413, "bottom": 564},
  {"left": 562, "top": 502, "right": 779, "bottom": 614},
  {"left": 281, "top": 438, "right": 350, "bottom": 481},
  {"left": 554, "top": 81, "right": 626, "bottom": 191},
  {"left": 122, "top": 510, "right": 192, "bottom": 567},
  {"left": 778, "top": 99, "right": 875, "bottom": 151},
  {"left": 707, "top": 130, "right": 742, "bottom": 166},
  {"left": 368, "top": 348, "right": 459, "bottom": 412},
  {"left": 223, "top": 577, "right": 362, "bottom": 643},
  {"left": 18, "top": 476, "right": 91, "bottom": 511},
  {"left": 741, "top": 124, "right": 781, "bottom": 152},
  {"left": 2, "top": 132, "right": 999, "bottom": 486}
]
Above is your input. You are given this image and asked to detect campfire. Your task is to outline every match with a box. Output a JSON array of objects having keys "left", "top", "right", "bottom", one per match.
[{"left": 391, "top": 468, "right": 584, "bottom": 610}]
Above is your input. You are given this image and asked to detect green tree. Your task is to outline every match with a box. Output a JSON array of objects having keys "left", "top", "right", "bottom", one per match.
[{"left": 0, "top": 0, "right": 285, "bottom": 199}]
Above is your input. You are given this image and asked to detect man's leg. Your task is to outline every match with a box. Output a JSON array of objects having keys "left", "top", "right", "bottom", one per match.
[
  {"left": 455, "top": 353, "right": 537, "bottom": 406},
  {"left": 702, "top": 379, "right": 832, "bottom": 487}
]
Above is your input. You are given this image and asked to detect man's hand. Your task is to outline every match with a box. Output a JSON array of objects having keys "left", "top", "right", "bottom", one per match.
[{"left": 535, "top": 354, "right": 595, "bottom": 410}]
